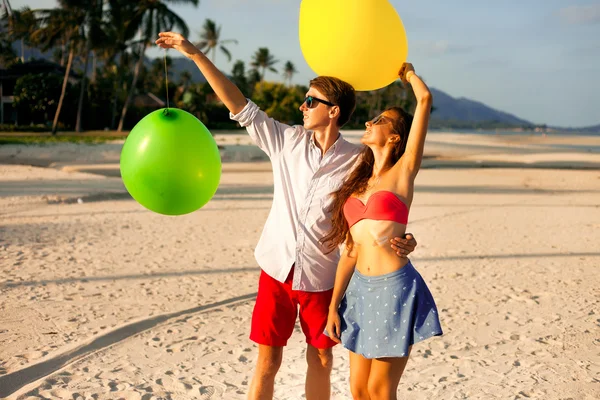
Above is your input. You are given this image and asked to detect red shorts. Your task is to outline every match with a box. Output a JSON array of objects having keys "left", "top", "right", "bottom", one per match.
[{"left": 250, "top": 267, "right": 337, "bottom": 349}]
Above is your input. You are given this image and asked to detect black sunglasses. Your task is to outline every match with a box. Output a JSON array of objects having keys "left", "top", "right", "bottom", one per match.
[{"left": 303, "top": 96, "right": 335, "bottom": 108}]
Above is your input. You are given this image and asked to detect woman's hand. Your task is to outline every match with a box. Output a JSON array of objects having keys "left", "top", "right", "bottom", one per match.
[
  {"left": 156, "top": 32, "right": 201, "bottom": 59},
  {"left": 399, "top": 62, "right": 416, "bottom": 84},
  {"left": 326, "top": 309, "right": 342, "bottom": 343}
]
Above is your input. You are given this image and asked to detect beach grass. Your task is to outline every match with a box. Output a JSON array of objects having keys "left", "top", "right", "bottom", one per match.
[
  {"left": 0, "top": 131, "right": 129, "bottom": 145},
  {"left": 0, "top": 129, "right": 248, "bottom": 146},
  {"left": 0, "top": 136, "right": 126, "bottom": 145}
]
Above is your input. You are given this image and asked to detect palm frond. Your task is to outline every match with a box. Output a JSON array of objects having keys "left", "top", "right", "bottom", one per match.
[
  {"left": 219, "top": 45, "right": 231, "bottom": 61},
  {"left": 196, "top": 40, "right": 208, "bottom": 51}
]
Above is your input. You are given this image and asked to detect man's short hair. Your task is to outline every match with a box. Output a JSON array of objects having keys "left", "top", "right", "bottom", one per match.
[{"left": 309, "top": 76, "right": 356, "bottom": 127}]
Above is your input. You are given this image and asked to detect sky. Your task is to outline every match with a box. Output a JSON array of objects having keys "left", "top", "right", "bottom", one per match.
[{"left": 11, "top": 0, "right": 600, "bottom": 127}]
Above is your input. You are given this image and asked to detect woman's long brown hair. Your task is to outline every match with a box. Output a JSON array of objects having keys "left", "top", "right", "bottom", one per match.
[{"left": 321, "top": 107, "right": 414, "bottom": 252}]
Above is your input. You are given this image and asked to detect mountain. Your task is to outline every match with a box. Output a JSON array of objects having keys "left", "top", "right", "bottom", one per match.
[
  {"left": 549, "top": 124, "right": 600, "bottom": 133},
  {"left": 169, "top": 57, "right": 208, "bottom": 83},
  {"left": 428, "top": 88, "right": 533, "bottom": 128},
  {"left": 579, "top": 124, "right": 600, "bottom": 133}
]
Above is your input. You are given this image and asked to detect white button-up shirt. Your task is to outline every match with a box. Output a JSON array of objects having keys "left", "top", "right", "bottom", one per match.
[{"left": 231, "top": 100, "right": 362, "bottom": 292}]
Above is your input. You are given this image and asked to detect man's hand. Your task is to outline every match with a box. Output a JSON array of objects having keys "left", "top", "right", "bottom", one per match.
[
  {"left": 390, "top": 233, "right": 417, "bottom": 258},
  {"left": 156, "top": 32, "right": 201, "bottom": 59}
]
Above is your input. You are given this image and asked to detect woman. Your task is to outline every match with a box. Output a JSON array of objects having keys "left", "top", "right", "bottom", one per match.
[{"left": 323, "top": 63, "right": 442, "bottom": 400}]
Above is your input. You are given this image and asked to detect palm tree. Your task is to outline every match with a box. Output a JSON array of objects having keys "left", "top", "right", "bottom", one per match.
[
  {"left": 247, "top": 68, "right": 261, "bottom": 93},
  {"left": 117, "top": 0, "right": 198, "bottom": 132},
  {"left": 1, "top": 1, "right": 12, "bottom": 18},
  {"left": 145, "top": 55, "right": 172, "bottom": 95},
  {"left": 74, "top": 0, "right": 107, "bottom": 132},
  {"left": 179, "top": 70, "right": 192, "bottom": 88},
  {"left": 0, "top": 33, "right": 15, "bottom": 66},
  {"left": 250, "top": 47, "right": 278, "bottom": 81},
  {"left": 103, "top": 0, "right": 138, "bottom": 129},
  {"left": 32, "top": 2, "right": 87, "bottom": 134},
  {"left": 230, "top": 60, "right": 248, "bottom": 94},
  {"left": 0, "top": 5, "right": 18, "bottom": 66},
  {"left": 195, "top": 19, "right": 237, "bottom": 63},
  {"left": 1, "top": 0, "right": 20, "bottom": 62},
  {"left": 3, "top": 5, "right": 37, "bottom": 63},
  {"left": 282, "top": 61, "right": 297, "bottom": 87},
  {"left": 1, "top": 0, "right": 12, "bottom": 17},
  {"left": 175, "top": 70, "right": 192, "bottom": 103}
]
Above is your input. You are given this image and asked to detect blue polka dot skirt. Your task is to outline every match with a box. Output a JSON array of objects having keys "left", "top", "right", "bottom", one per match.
[{"left": 337, "top": 261, "right": 442, "bottom": 359}]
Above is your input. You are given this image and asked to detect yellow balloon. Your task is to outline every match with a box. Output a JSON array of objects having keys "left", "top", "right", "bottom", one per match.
[{"left": 299, "top": 0, "right": 408, "bottom": 91}]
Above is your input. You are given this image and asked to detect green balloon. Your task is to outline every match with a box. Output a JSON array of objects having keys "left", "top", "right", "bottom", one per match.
[{"left": 120, "top": 108, "right": 221, "bottom": 215}]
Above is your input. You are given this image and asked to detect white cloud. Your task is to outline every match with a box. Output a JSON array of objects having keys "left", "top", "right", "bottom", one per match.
[{"left": 558, "top": 4, "right": 600, "bottom": 25}]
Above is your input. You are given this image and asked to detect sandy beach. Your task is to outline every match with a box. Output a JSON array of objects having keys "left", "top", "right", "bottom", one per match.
[{"left": 1, "top": 131, "right": 599, "bottom": 399}]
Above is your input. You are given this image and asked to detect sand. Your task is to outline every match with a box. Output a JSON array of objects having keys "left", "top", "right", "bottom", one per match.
[{"left": 0, "top": 131, "right": 599, "bottom": 399}]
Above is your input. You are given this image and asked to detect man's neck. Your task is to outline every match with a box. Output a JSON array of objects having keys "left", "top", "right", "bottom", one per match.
[{"left": 313, "top": 125, "right": 340, "bottom": 155}]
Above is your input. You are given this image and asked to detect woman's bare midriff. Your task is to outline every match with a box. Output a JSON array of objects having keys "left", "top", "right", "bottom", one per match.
[{"left": 349, "top": 219, "right": 409, "bottom": 276}]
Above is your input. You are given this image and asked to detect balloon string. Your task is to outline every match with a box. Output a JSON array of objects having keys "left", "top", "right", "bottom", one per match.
[{"left": 164, "top": 49, "right": 170, "bottom": 111}]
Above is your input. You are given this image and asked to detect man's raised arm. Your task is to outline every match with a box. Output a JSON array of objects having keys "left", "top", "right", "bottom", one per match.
[{"left": 156, "top": 32, "right": 247, "bottom": 114}]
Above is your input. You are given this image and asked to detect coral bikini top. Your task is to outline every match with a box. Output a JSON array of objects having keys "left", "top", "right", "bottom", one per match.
[{"left": 343, "top": 191, "right": 409, "bottom": 228}]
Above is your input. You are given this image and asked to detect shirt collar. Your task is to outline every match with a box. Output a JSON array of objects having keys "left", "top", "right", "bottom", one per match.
[{"left": 310, "top": 131, "right": 345, "bottom": 154}]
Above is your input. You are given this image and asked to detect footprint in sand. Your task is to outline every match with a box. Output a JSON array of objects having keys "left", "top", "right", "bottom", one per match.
[
  {"left": 155, "top": 375, "right": 197, "bottom": 397},
  {"left": 198, "top": 385, "right": 217, "bottom": 398},
  {"left": 193, "top": 377, "right": 225, "bottom": 399}
]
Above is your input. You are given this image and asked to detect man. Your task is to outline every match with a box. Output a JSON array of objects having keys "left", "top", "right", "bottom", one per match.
[{"left": 156, "top": 32, "right": 417, "bottom": 400}]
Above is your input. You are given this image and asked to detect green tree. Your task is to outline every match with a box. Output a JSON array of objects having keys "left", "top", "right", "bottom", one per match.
[
  {"left": 252, "top": 81, "right": 304, "bottom": 124},
  {"left": 143, "top": 55, "right": 173, "bottom": 95},
  {"left": 349, "top": 81, "right": 415, "bottom": 128},
  {"left": 179, "top": 70, "right": 192, "bottom": 87},
  {"left": 31, "top": 1, "right": 86, "bottom": 134},
  {"left": 195, "top": 19, "right": 237, "bottom": 63},
  {"left": 171, "top": 70, "right": 192, "bottom": 104},
  {"left": 117, "top": 0, "right": 198, "bottom": 132},
  {"left": 250, "top": 47, "right": 278, "bottom": 81},
  {"left": 3, "top": 6, "right": 37, "bottom": 64},
  {"left": 73, "top": 0, "right": 108, "bottom": 132},
  {"left": 282, "top": 61, "right": 297, "bottom": 87},
  {"left": 0, "top": 3, "right": 14, "bottom": 66},
  {"left": 171, "top": 81, "right": 234, "bottom": 129},
  {"left": 103, "top": 0, "right": 138, "bottom": 129},
  {"left": 0, "top": 32, "right": 15, "bottom": 66},
  {"left": 230, "top": 60, "right": 249, "bottom": 95},
  {"left": 13, "top": 73, "right": 59, "bottom": 124},
  {"left": 247, "top": 68, "right": 261, "bottom": 97},
  {"left": 13, "top": 73, "right": 71, "bottom": 125}
]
